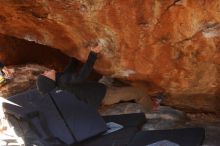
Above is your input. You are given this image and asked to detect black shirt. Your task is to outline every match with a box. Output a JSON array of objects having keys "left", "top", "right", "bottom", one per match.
[{"left": 37, "top": 51, "right": 106, "bottom": 108}]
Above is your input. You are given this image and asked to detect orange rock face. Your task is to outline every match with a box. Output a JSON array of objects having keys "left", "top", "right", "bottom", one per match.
[{"left": 0, "top": 0, "right": 220, "bottom": 113}]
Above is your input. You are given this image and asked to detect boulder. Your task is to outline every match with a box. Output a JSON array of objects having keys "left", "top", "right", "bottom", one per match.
[{"left": 0, "top": 0, "right": 220, "bottom": 113}]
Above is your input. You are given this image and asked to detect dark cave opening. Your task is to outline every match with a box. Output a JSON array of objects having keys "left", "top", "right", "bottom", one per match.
[
  {"left": 0, "top": 34, "right": 103, "bottom": 82},
  {"left": 0, "top": 34, "right": 71, "bottom": 71}
]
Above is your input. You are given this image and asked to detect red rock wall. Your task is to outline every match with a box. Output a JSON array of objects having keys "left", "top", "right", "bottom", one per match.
[{"left": 0, "top": 0, "right": 220, "bottom": 113}]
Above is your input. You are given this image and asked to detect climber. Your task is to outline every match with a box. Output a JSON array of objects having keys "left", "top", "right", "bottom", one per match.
[
  {"left": 36, "top": 44, "right": 105, "bottom": 108},
  {"left": 0, "top": 62, "right": 14, "bottom": 86},
  {"left": 36, "top": 44, "right": 151, "bottom": 110}
]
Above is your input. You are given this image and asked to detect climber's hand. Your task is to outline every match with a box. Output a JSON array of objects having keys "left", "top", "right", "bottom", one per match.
[
  {"left": 42, "top": 69, "right": 56, "bottom": 81},
  {"left": 90, "top": 45, "right": 102, "bottom": 53}
]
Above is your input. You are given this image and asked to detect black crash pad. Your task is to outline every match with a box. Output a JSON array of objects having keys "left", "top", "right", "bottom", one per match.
[
  {"left": 3, "top": 89, "right": 107, "bottom": 145},
  {"left": 79, "top": 127, "right": 138, "bottom": 146},
  {"left": 80, "top": 116, "right": 204, "bottom": 146},
  {"left": 128, "top": 127, "right": 205, "bottom": 146},
  {"left": 79, "top": 113, "right": 147, "bottom": 146}
]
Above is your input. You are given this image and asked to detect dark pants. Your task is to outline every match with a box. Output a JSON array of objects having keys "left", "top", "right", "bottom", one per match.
[{"left": 61, "top": 82, "right": 107, "bottom": 108}]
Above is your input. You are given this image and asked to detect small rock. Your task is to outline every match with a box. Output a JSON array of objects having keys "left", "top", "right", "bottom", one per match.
[{"left": 100, "top": 102, "right": 145, "bottom": 116}]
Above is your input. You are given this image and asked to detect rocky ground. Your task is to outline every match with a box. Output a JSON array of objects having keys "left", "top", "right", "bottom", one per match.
[{"left": 0, "top": 64, "right": 219, "bottom": 146}]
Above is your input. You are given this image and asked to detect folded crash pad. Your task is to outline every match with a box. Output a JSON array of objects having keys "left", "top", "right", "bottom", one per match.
[{"left": 3, "top": 88, "right": 107, "bottom": 145}]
